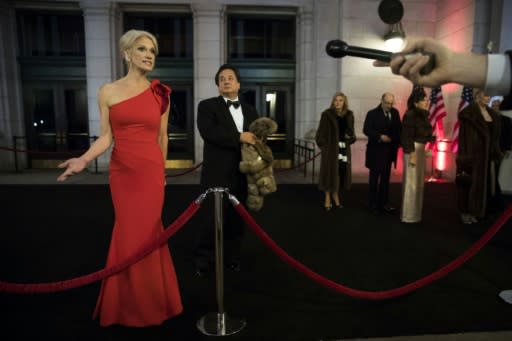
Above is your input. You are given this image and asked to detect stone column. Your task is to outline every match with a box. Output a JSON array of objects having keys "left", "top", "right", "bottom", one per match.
[
  {"left": 296, "top": 5, "right": 315, "bottom": 142},
  {"left": 472, "top": 0, "right": 491, "bottom": 54},
  {"left": 295, "top": 4, "right": 318, "bottom": 174},
  {"left": 314, "top": 0, "right": 341, "bottom": 110},
  {"left": 497, "top": 0, "right": 512, "bottom": 51},
  {"left": 191, "top": 2, "right": 223, "bottom": 164},
  {"left": 80, "top": 0, "right": 116, "bottom": 171},
  {"left": 0, "top": 3, "right": 24, "bottom": 171}
]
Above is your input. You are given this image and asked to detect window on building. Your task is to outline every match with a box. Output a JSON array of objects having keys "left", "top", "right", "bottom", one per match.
[
  {"left": 17, "top": 10, "right": 85, "bottom": 57},
  {"left": 16, "top": 8, "right": 88, "bottom": 168},
  {"left": 124, "top": 11, "right": 195, "bottom": 163},
  {"left": 125, "top": 14, "right": 193, "bottom": 59},
  {"left": 227, "top": 11, "right": 296, "bottom": 160},
  {"left": 228, "top": 16, "right": 295, "bottom": 60}
]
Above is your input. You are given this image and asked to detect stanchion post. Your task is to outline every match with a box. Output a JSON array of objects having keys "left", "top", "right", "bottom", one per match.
[
  {"left": 214, "top": 189, "right": 225, "bottom": 316},
  {"left": 306, "top": 140, "right": 315, "bottom": 183},
  {"left": 427, "top": 148, "right": 435, "bottom": 182},
  {"left": 12, "top": 135, "right": 19, "bottom": 173},
  {"left": 90, "top": 136, "right": 99, "bottom": 173},
  {"left": 196, "top": 187, "right": 246, "bottom": 336},
  {"left": 311, "top": 148, "right": 316, "bottom": 184},
  {"left": 303, "top": 142, "right": 307, "bottom": 178}
]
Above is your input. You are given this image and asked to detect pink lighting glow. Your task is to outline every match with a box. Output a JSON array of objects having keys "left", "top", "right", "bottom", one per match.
[{"left": 435, "top": 139, "right": 450, "bottom": 171}]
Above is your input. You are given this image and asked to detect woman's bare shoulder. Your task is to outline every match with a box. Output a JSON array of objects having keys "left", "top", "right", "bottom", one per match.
[
  {"left": 97, "top": 80, "right": 125, "bottom": 106},
  {"left": 99, "top": 80, "right": 123, "bottom": 95}
]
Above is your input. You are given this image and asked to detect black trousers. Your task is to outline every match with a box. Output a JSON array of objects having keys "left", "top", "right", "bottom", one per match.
[{"left": 368, "top": 163, "right": 392, "bottom": 210}]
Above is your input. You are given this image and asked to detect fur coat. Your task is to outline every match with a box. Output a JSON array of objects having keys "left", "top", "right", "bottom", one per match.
[
  {"left": 315, "top": 108, "right": 356, "bottom": 192},
  {"left": 456, "top": 102, "right": 502, "bottom": 217},
  {"left": 239, "top": 117, "right": 278, "bottom": 211}
]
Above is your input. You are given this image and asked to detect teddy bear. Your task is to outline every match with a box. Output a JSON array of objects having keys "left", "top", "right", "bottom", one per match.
[{"left": 239, "top": 117, "right": 278, "bottom": 211}]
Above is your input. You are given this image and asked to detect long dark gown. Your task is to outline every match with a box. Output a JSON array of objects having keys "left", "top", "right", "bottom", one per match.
[{"left": 93, "top": 80, "right": 183, "bottom": 327}]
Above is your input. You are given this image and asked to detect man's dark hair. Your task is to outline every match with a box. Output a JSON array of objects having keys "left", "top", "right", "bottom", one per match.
[{"left": 215, "top": 64, "right": 241, "bottom": 86}]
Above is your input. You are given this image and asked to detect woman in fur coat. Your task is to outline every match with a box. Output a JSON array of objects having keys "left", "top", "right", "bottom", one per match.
[
  {"left": 315, "top": 92, "right": 356, "bottom": 210},
  {"left": 456, "top": 89, "right": 502, "bottom": 224}
]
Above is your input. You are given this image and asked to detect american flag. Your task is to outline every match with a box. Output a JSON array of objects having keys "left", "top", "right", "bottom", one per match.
[
  {"left": 450, "top": 86, "right": 473, "bottom": 153},
  {"left": 428, "top": 87, "right": 447, "bottom": 126}
]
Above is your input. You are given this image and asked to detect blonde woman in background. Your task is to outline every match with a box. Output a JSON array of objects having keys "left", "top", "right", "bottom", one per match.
[{"left": 315, "top": 92, "right": 356, "bottom": 211}]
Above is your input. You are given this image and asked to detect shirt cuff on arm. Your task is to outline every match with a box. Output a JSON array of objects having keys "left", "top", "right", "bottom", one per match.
[{"left": 485, "top": 53, "right": 511, "bottom": 96}]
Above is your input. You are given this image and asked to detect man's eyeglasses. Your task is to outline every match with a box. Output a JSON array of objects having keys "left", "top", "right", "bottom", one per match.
[{"left": 383, "top": 101, "right": 394, "bottom": 106}]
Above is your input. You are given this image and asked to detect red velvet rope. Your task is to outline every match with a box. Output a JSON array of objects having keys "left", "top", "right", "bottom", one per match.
[
  {"left": 0, "top": 201, "right": 200, "bottom": 294},
  {"left": 235, "top": 203, "right": 512, "bottom": 300},
  {"left": 165, "top": 162, "right": 203, "bottom": 178}
]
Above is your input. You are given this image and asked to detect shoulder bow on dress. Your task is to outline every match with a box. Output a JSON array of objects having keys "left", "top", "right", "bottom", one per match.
[{"left": 150, "top": 79, "right": 171, "bottom": 115}]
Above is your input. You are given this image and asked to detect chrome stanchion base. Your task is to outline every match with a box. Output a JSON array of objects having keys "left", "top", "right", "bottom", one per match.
[
  {"left": 499, "top": 290, "right": 512, "bottom": 304},
  {"left": 197, "top": 312, "right": 246, "bottom": 336}
]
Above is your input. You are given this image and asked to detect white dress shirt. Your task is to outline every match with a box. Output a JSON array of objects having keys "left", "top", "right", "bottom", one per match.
[{"left": 224, "top": 97, "right": 244, "bottom": 133}]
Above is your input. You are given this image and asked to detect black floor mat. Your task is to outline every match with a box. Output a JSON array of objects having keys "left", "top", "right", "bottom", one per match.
[{"left": 1, "top": 183, "right": 512, "bottom": 341}]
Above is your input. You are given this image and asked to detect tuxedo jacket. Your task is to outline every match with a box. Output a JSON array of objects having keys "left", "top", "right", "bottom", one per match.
[
  {"left": 197, "top": 96, "right": 259, "bottom": 195},
  {"left": 363, "top": 104, "right": 401, "bottom": 171}
]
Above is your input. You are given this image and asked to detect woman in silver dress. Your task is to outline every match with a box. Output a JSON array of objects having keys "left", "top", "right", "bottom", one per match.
[{"left": 400, "top": 89, "right": 435, "bottom": 223}]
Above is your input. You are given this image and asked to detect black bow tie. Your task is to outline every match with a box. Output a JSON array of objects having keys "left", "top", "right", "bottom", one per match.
[{"left": 227, "top": 100, "right": 240, "bottom": 109}]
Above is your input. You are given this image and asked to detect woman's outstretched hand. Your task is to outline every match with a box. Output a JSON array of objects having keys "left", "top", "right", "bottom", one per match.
[{"left": 57, "top": 157, "right": 89, "bottom": 181}]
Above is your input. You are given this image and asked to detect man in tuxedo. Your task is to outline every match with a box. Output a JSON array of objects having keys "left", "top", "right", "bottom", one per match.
[
  {"left": 194, "top": 64, "right": 259, "bottom": 277},
  {"left": 363, "top": 92, "right": 401, "bottom": 215}
]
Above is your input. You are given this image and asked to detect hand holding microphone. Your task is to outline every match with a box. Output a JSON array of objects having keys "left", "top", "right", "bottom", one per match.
[
  {"left": 325, "top": 0, "right": 493, "bottom": 89},
  {"left": 325, "top": 38, "right": 488, "bottom": 89},
  {"left": 325, "top": 39, "right": 435, "bottom": 76}
]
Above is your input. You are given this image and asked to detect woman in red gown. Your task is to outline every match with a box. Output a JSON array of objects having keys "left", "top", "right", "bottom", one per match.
[{"left": 57, "top": 29, "right": 183, "bottom": 327}]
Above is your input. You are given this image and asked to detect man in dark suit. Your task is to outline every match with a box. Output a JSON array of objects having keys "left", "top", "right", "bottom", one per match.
[
  {"left": 194, "top": 64, "right": 259, "bottom": 277},
  {"left": 363, "top": 92, "right": 401, "bottom": 215}
]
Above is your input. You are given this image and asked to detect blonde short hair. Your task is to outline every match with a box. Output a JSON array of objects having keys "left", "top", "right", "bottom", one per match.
[{"left": 119, "top": 29, "right": 159, "bottom": 56}]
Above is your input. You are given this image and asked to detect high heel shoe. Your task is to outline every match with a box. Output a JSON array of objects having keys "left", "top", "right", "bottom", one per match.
[
  {"left": 333, "top": 202, "right": 343, "bottom": 209},
  {"left": 460, "top": 213, "right": 472, "bottom": 224},
  {"left": 323, "top": 205, "right": 332, "bottom": 211}
]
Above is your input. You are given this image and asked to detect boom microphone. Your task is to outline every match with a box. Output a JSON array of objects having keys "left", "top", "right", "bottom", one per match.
[{"left": 325, "top": 39, "right": 435, "bottom": 75}]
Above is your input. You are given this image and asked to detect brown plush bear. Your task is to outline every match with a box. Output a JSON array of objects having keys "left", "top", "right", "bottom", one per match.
[{"left": 239, "top": 117, "right": 278, "bottom": 211}]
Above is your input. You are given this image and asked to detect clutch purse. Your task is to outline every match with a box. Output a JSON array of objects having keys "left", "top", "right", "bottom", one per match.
[{"left": 455, "top": 171, "right": 471, "bottom": 186}]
